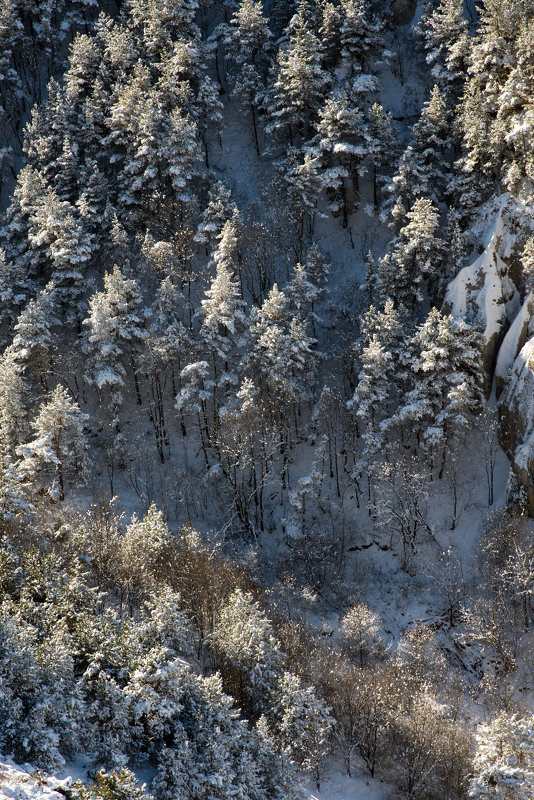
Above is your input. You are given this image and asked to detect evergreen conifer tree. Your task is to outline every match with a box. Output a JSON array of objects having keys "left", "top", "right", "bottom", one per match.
[{"left": 17, "top": 384, "right": 89, "bottom": 501}]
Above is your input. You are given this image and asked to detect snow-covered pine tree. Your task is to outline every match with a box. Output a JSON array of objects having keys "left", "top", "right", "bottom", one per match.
[
  {"left": 253, "top": 715, "right": 298, "bottom": 800},
  {"left": 82, "top": 264, "right": 145, "bottom": 404},
  {"left": 82, "top": 265, "right": 145, "bottom": 491},
  {"left": 417, "top": 0, "right": 471, "bottom": 101},
  {"left": 275, "top": 147, "right": 323, "bottom": 259},
  {"left": 454, "top": 0, "right": 534, "bottom": 206},
  {"left": 287, "top": 260, "right": 320, "bottom": 324},
  {"left": 363, "top": 249, "right": 377, "bottom": 302},
  {"left": 23, "top": 79, "right": 73, "bottom": 183},
  {"left": 348, "top": 299, "right": 407, "bottom": 456},
  {"left": 50, "top": 135, "right": 80, "bottom": 204},
  {"left": 175, "top": 359, "right": 213, "bottom": 466},
  {"left": 0, "top": 0, "right": 24, "bottom": 157},
  {"left": 196, "top": 217, "right": 247, "bottom": 430},
  {"left": 0, "top": 430, "right": 32, "bottom": 524},
  {"left": 129, "top": 0, "right": 200, "bottom": 61},
  {"left": 265, "top": 2, "right": 330, "bottom": 146},
  {"left": 189, "top": 670, "right": 293, "bottom": 800},
  {"left": 248, "top": 282, "right": 318, "bottom": 416},
  {"left": 275, "top": 670, "right": 332, "bottom": 790},
  {"left": 388, "top": 196, "right": 442, "bottom": 310},
  {"left": 0, "top": 604, "right": 78, "bottom": 770},
  {"left": 82, "top": 265, "right": 144, "bottom": 394},
  {"left": 212, "top": 587, "right": 284, "bottom": 716},
  {"left": 439, "top": 206, "right": 469, "bottom": 294},
  {"left": 195, "top": 180, "right": 236, "bottom": 251},
  {"left": 309, "top": 88, "right": 367, "bottom": 227},
  {"left": 387, "top": 85, "right": 452, "bottom": 229},
  {"left": 17, "top": 384, "right": 89, "bottom": 501},
  {"left": 107, "top": 65, "right": 201, "bottom": 226},
  {"left": 0, "top": 246, "right": 33, "bottom": 342},
  {"left": 245, "top": 282, "right": 318, "bottom": 486},
  {"left": 392, "top": 307, "right": 483, "bottom": 475},
  {"left": 0, "top": 348, "right": 26, "bottom": 461},
  {"left": 319, "top": 1, "right": 343, "bottom": 68},
  {"left": 74, "top": 768, "right": 152, "bottom": 800},
  {"left": 338, "top": 0, "right": 383, "bottom": 78},
  {"left": 29, "top": 190, "right": 93, "bottom": 321},
  {"left": 367, "top": 102, "right": 397, "bottom": 210},
  {"left": 304, "top": 242, "right": 329, "bottom": 305},
  {"left": 495, "top": 19, "right": 534, "bottom": 193},
  {"left": 213, "top": 374, "right": 278, "bottom": 536},
  {"left": 143, "top": 276, "right": 192, "bottom": 460},
  {"left": 151, "top": 741, "right": 200, "bottom": 800},
  {"left": 82, "top": 670, "right": 132, "bottom": 769},
  {"left": 9, "top": 287, "right": 58, "bottom": 391},
  {"left": 139, "top": 587, "right": 192, "bottom": 657},
  {"left": 119, "top": 504, "right": 173, "bottom": 601},
  {"left": 451, "top": 80, "right": 496, "bottom": 216},
  {"left": 194, "top": 75, "right": 224, "bottom": 169},
  {"left": 1, "top": 165, "right": 48, "bottom": 281},
  {"left": 225, "top": 0, "right": 272, "bottom": 71},
  {"left": 76, "top": 160, "right": 109, "bottom": 242}
]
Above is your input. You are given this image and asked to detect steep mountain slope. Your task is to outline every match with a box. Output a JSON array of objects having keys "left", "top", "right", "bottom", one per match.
[{"left": 3, "top": 0, "right": 534, "bottom": 799}]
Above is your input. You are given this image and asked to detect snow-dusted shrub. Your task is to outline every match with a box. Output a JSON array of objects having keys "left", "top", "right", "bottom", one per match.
[
  {"left": 388, "top": 686, "right": 467, "bottom": 800},
  {"left": 73, "top": 768, "right": 153, "bottom": 800},
  {"left": 469, "top": 714, "right": 534, "bottom": 800},
  {"left": 340, "top": 602, "right": 385, "bottom": 667}
]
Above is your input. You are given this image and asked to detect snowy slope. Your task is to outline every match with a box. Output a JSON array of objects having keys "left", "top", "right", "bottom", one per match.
[{"left": 0, "top": 759, "right": 71, "bottom": 800}]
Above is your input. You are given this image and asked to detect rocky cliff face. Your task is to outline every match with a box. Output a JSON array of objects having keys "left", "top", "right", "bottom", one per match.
[
  {"left": 495, "top": 292, "right": 534, "bottom": 396},
  {"left": 444, "top": 197, "right": 521, "bottom": 398},
  {"left": 444, "top": 195, "right": 534, "bottom": 512},
  {"left": 499, "top": 337, "right": 534, "bottom": 512}
]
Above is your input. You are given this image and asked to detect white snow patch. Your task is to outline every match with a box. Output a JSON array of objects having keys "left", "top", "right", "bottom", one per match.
[
  {"left": 299, "top": 764, "right": 392, "bottom": 800},
  {"left": 0, "top": 758, "right": 71, "bottom": 800}
]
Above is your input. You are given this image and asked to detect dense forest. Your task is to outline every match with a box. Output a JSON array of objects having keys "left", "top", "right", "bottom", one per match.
[{"left": 2, "top": 0, "right": 534, "bottom": 798}]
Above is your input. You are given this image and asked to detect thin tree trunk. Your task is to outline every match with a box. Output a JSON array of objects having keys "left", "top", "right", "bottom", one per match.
[{"left": 251, "top": 103, "right": 260, "bottom": 157}]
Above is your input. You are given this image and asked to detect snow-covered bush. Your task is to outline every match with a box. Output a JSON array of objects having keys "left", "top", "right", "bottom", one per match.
[{"left": 469, "top": 714, "right": 534, "bottom": 800}]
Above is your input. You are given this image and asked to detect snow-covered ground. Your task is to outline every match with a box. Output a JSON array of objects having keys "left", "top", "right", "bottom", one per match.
[
  {"left": 300, "top": 769, "right": 392, "bottom": 800},
  {"left": 0, "top": 759, "right": 73, "bottom": 800},
  {"left": 0, "top": 756, "right": 394, "bottom": 800}
]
